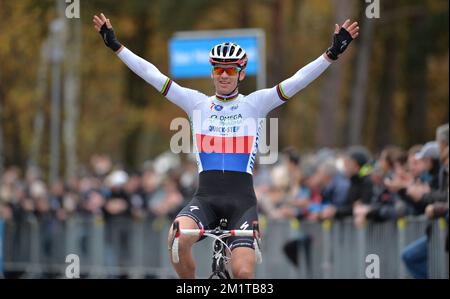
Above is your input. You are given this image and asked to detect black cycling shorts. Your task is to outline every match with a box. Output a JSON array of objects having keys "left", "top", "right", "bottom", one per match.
[{"left": 176, "top": 170, "right": 258, "bottom": 251}]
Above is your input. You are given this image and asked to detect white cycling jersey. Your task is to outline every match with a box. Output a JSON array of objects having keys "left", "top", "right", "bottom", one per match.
[{"left": 117, "top": 47, "right": 331, "bottom": 174}]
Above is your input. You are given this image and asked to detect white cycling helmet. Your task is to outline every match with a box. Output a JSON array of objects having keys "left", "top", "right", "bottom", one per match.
[{"left": 209, "top": 42, "right": 248, "bottom": 69}]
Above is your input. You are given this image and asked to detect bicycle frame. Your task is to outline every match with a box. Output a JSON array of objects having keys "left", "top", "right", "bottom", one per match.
[
  {"left": 209, "top": 232, "right": 231, "bottom": 279},
  {"left": 169, "top": 220, "right": 262, "bottom": 279}
]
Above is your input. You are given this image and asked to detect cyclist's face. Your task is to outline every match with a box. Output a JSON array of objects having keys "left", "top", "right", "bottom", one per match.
[{"left": 211, "top": 64, "right": 245, "bottom": 95}]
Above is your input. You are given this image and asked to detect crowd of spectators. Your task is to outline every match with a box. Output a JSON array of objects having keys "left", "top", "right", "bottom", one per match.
[
  {"left": 255, "top": 124, "right": 448, "bottom": 230},
  {"left": 0, "top": 153, "right": 197, "bottom": 225},
  {"left": 1, "top": 124, "right": 447, "bottom": 227},
  {"left": 0, "top": 123, "right": 448, "bottom": 278}
]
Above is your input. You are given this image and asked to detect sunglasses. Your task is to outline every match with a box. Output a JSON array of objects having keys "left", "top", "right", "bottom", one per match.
[{"left": 212, "top": 66, "right": 241, "bottom": 76}]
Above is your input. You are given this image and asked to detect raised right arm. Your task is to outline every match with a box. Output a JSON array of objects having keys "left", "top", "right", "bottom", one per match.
[
  {"left": 93, "top": 13, "right": 206, "bottom": 113},
  {"left": 116, "top": 47, "right": 207, "bottom": 113}
]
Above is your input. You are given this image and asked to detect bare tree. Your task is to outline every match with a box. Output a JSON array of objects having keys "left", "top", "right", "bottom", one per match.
[
  {"left": 0, "top": 69, "right": 4, "bottom": 174},
  {"left": 268, "top": 0, "right": 284, "bottom": 88},
  {"left": 404, "top": 4, "right": 430, "bottom": 145},
  {"left": 63, "top": 18, "right": 81, "bottom": 180},
  {"left": 316, "top": 0, "right": 353, "bottom": 147},
  {"left": 238, "top": 0, "right": 251, "bottom": 28},
  {"left": 374, "top": 1, "right": 398, "bottom": 150},
  {"left": 347, "top": 12, "right": 376, "bottom": 145},
  {"left": 28, "top": 40, "right": 50, "bottom": 171},
  {"left": 49, "top": 0, "right": 65, "bottom": 184}
]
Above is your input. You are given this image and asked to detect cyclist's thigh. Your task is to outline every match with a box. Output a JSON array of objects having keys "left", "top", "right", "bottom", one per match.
[
  {"left": 227, "top": 205, "right": 258, "bottom": 251},
  {"left": 170, "top": 197, "right": 217, "bottom": 244},
  {"left": 176, "top": 197, "right": 217, "bottom": 231}
]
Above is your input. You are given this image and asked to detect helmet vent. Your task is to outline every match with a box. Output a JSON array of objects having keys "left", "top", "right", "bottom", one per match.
[
  {"left": 223, "top": 46, "right": 229, "bottom": 56},
  {"left": 229, "top": 46, "right": 235, "bottom": 56}
]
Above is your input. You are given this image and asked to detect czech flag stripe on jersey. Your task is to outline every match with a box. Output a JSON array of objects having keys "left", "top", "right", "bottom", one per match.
[{"left": 196, "top": 134, "right": 254, "bottom": 172}]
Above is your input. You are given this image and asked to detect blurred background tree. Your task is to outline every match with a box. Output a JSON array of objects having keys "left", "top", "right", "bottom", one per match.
[{"left": 0, "top": 0, "right": 448, "bottom": 181}]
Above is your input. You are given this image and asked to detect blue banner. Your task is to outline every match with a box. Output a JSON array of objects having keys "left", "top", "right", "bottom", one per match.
[{"left": 169, "top": 35, "right": 259, "bottom": 79}]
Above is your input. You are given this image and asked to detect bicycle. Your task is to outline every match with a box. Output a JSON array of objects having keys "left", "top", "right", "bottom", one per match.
[{"left": 170, "top": 218, "right": 262, "bottom": 279}]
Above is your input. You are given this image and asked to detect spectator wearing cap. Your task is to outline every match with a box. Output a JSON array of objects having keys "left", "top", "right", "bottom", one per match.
[
  {"left": 406, "top": 125, "right": 449, "bottom": 209},
  {"left": 401, "top": 123, "right": 449, "bottom": 279},
  {"left": 103, "top": 170, "right": 131, "bottom": 218},
  {"left": 390, "top": 145, "right": 435, "bottom": 216},
  {"left": 103, "top": 169, "right": 132, "bottom": 277},
  {"left": 414, "top": 141, "right": 441, "bottom": 189},
  {"left": 407, "top": 145, "right": 427, "bottom": 182},
  {"left": 322, "top": 146, "right": 374, "bottom": 219}
]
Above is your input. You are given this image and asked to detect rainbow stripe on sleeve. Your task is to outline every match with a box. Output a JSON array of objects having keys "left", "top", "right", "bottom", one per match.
[
  {"left": 161, "top": 78, "right": 173, "bottom": 96},
  {"left": 276, "top": 83, "right": 289, "bottom": 101}
]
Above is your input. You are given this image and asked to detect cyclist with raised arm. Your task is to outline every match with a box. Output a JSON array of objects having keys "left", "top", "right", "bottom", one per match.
[{"left": 93, "top": 13, "right": 359, "bottom": 279}]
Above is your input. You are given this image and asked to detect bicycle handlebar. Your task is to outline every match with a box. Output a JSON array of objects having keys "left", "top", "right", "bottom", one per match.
[
  {"left": 170, "top": 220, "right": 262, "bottom": 266},
  {"left": 180, "top": 228, "right": 255, "bottom": 237}
]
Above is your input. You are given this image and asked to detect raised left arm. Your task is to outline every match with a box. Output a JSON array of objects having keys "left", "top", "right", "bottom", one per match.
[{"left": 248, "top": 19, "right": 359, "bottom": 116}]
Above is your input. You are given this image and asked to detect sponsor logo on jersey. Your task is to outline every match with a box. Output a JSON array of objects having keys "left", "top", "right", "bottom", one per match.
[
  {"left": 209, "top": 114, "right": 242, "bottom": 121},
  {"left": 249, "top": 119, "right": 264, "bottom": 171},
  {"left": 208, "top": 126, "right": 240, "bottom": 133}
]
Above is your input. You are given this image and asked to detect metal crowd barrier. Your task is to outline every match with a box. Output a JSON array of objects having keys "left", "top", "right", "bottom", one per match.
[
  {"left": 255, "top": 216, "right": 448, "bottom": 279},
  {"left": 0, "top": 213, "right": 448, "bottom": 278}
]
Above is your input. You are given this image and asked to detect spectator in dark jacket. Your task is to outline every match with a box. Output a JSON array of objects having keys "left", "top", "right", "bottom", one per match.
[
  {"left": 354, "top": 147, "right": 408, "bottom": 226},
  {"left": 103, "top": 170, "right": 131, "bottom": 218},
  {"left": 310, "top": 159, "right": 350, "bottom": 220},
  {"left": 387, "top": 145, "right": 430, "bottom": 215},
  {"left": 322, "top": 146, "right": 373, "bottom": 220},
  {"left": 401, "top": 123, "right": 449, "bottom": 279},
  {"left": 407, "top": 145, "right": 426, "bottom": 180},
  {"left": 124, "top": 171, "right": 146, "bottom": 220},
  {"left": 414, "top": 141, "right": 441, "bottom": 190},
  {"left": 406, "top": 126, "right": 449, "bottom": 211}
]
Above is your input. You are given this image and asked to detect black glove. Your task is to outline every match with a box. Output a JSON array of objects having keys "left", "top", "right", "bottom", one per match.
[
  {"left": 326, "top": 27, "right": 353, "bottom": 61},
  {"left": 99, "top": 23, "right": 122, "bottom": 52}
]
